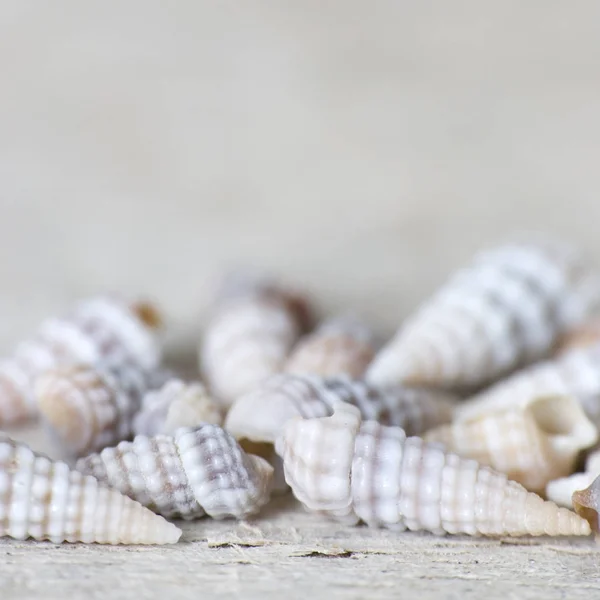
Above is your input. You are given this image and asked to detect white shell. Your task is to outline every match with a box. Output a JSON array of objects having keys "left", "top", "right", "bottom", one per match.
[
  {"left": 424, "top": 395, "right": 598, "bottom": 493},
  {"left": 200, "top": 272, "right": 311, "bottom": 407},
  {"left": 546, "top": 449, "right": 600, "bottom": 507},
  {"left": 285, "top": 315, "right": 375, "bottom": 378},
  {"left": 276, "top": 403, "right": 591, "bottom": 536},
  {"left": 0, "top": 296, "right": 162, "bottom": 425},
  {"left": 132, "top": 379, "right": 223, "bottom": 438},
  {"left": 367, "top": 241, "right": 600, "bottom": 390},
  {"left": 0, "top": 435, "right": 181, "bottom": 544},
  {"left": 76, "top": 425, "right": 273, "bottom": 520},
  {"left": 36, "top": 363, "right": 170, "bottom": 458},
  {"left": 225, "top": 373, "right": 457, "bottom": 445}
]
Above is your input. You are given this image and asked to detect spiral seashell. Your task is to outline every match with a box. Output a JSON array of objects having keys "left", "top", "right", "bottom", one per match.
[
  {"left": 424, "top": 395, "right": 598, "bottom": 493},
  {"left": 225, "top": 373, "right": 457, "bottom": 445},
  {"left": 0, "top": 435, "right": 181, "bottom": 544},
  {"left": 554, "top": 318, "right": 600, "bottom": 356},
  {"left": 276, "top": 403, "right": 591, "bottom": 536},
  {"left": 455, "top": 344, "right": 600, "bottom": 424},
  {"left": 572, "top": 473, "right": 600, "bottom": 532},
  {"left": 285, "top": 314, "right": 376, "bottom": 378},
  {"left": 200, "top": 271, "right": 312, "bottom": 407},
  {"left": 35, "top": 363, "right": 171, "bottom": 458},
  {"left": 546, "top": 449, "right": 600, "bottom": 507},
  {"left": 367, "top": 240, "right": 600, "bottom": 391},
  {"left": 75, "top": 424, "right": 273, "bottom": 520},
  {"left": 0, "top": 295, "right": 162, "bottom": 425}
]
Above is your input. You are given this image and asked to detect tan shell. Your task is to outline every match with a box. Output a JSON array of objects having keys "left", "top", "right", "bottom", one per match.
[
  {"left": 285, "top": 315, "right": 375, "bottom": 378},
  {"left": 573, "top": 473, "right": 600, "bottom": 532},
  {"left": 0, "top": 435, "right": 180, "bottom": 544},
  {"left": 225, "top": 373, "right": 457, "bottom": 445},
  {"left": 367, "top": 241, "right": 600, "bottom": 391},
  {"left": 200, "top": 271, "right": 312, "bottom": 407},
  {"left": 546, "top": 449, "right": 600, "bottom": 507},
  {"left": 36, "top": 363, "right": 170, "bottom": 458},
  {"left": 76, "top": 425, "right": 273, "bottom": 520},
  {"left": 276, "top": 403, "right": 591, "bottom": 536},
  {"left": 0, "top": 296, "right": 162, "bottom": 425},
  {"left": 132, "top": 379, "right": 223, "bottom": 438},
  {"left": 554, "top": 318, "right": 600, "bottom": 356},
  {"left": 424, "top": 395, "right": 598, "bottom": 493}
]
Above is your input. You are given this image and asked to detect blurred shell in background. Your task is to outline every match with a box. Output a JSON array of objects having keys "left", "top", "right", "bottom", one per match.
[
  {"left": 546, "top": 449, "right": 600, "bottom": 508},
  {"left": 553, "top": 317, "right": 600, "bottom": 356}
]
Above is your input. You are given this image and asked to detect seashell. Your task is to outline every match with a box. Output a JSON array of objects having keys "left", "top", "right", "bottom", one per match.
[
  {"left": 200, "top": 271, "right": 312, "bottom": 407},
  {"left": 132, "top": 379, "right": 223, "bottom": 438},
  {"left": 424, "top": 395, "right": 598, "bottom": 493},
  {"left": 546, "top": 449, "right": 600, "bottom": 507},
  {"left": 572, "top": 473, "right": 600, "bottom": 532},
  {"left": 455, "top": 344, "right": 600, "bottom": 425},
  {"left": 35, "top": 363, "right": 171, "bottom": 458},
  {"left": 75, "top": 424, "right": 273, "bottom": 520},
  {"left": 0, "top": 435, "right": 181, "bottom": 544},
  {"left": 285, "top": 314, "right": 376, "bottom": 378},
  {"left": 554, "top": 317, "right": 600, "bottom": 356},
  {"left": 367, "top": 240, "right": 600, "bottom": 391},
  {"left": 0, "top": 295, "right": 162, "bottom": 425},
  {"left": 225, "top": 373, "right": 457, "bottom": 445},
  {"left": 276, "top": 403, "right": 591, "bottom": 536}
]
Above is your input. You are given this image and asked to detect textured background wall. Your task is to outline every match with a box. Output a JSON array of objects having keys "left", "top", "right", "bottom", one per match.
[{"left": 2, "top": 1, "right": 600, "bottom": 353}]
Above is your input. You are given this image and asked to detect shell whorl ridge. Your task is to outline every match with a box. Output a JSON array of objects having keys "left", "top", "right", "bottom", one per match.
[
  {"left": 35, "top": 363, "right": 170, "bottom": 458},
  {"left": 200, "top": 273, "right": 311, "bottom": 407},
  {"left": 0, "top": 296, "right": 162, "bottom": 425},
  {"left": 0, "top": 436, "right": 180, "bottom": 544},
  {"left": 276, "top": 404, "right": 591, "bottom": 536},
  {"left": 367, "top": 241, "right": 600, "bottom": 390},
  {"left": 75, "top": 425, "right": 273, "bottom": 520},
  {"left": 132, "top": 379, "right": 223, "bottom": 438},
  {"left": 424, "top": 395, "right": 598, "bottom": 493},
  {"left": 225, "top": 373, "right": 457, "bottom": 445}
]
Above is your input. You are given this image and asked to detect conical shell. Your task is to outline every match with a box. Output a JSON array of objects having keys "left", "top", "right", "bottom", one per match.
[
  {"left": 200, "top": 271, "right": 312, "bottom": 407},
  {"left": 276, "top": 403, "right": 591, "bottom": 536},
  {"left": 0, "top": 296, "right": 162, "bottom": 425},
  {"left": 225, "top": 373, "right": 457, "bottom": 445},
  {"left": 285, "top": 315, "right": 376, "bottom": 378},
  {"left": 0, "top": 435, "right": 181, "bottom": 544},
  {"left": 367, "top": 240, "right": 600, "bottom": 390},
  {"left": 572, "top": 473, "right": 600, "bottom": 532},
  {"left": 455, "top": 344, "right": 600, "bottom": 425},
  {"left": 546, "top": 449, "right": 600, "bottom": 507},
  {"left": 36, "top": 363, "right": 170, "bottom": 458},
  {"left": 424, "top": 395, "right": 598, "bottom": 493},
  {"left": 76, "top": 425, "right": 273, "bottom": 520},
  {"left": 132, "top": 379, "right": 223, "bottom": 438},
  {"left": 554, "top": 318, "right": 600, "bottom": 356}
]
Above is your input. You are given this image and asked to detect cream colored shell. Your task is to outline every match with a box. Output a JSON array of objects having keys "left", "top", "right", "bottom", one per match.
[
  {"left": 367, "top": 241, "right": 600, "bottom": 391},
  {"left": 573, "top": 472, "right": 600, "bottom": 532},
  {"left": 424, "top": 395, "right": 598, "bottom": 493},
  {"left": 76, "top": 424, "right": 273, "bottom": 520},
  {"left": 200, "top": 272, "right": 311, "bottom": 407},
  {"left": 546, "top": 449, "right": 600, "bottom": 508},
  {"left": 0, "top": 435, "right": 181, "bottom": 544},
  {"left": 132, "top": 379, "right": 223, "bottom": 438},
  {"left": 0, "top": 295, "right": 162, "bottom": 425},
  {"left": 276, "top": 403, "right": 591, "bottom": 536}
]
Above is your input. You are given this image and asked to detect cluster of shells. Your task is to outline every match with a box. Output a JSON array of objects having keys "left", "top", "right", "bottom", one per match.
[{"left": 5, "top": 240, "right": 600, "bottom": 545}]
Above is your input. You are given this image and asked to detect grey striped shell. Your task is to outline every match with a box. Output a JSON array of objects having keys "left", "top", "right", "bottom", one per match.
[
  {"left": 200, "top": 272, "right": 311, "bottom": 407},
  {"left": 35, "top": 363, "right": 171, "bottom": 458},
  {"left": 76, "top": 425, "right": 273, "bottom": 520},
  {"left": 0, "top": 296, "right": 162, "bottom": 425},
  {"left": 0, "top": 435, "right": 180, "bottom": 544},
  {"left": 276, "top": 403, "right": 591, "bottom": 536},
  {"left": 367, "top": 241, "right": 600, "bottom": 390},
  {"left": 225, "top": 373, "right": 457, "bottom": 444}
]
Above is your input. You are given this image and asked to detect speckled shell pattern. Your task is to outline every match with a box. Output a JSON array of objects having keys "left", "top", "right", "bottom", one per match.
[
  {"left": 225, "top": 373, "right": 457, "bottom": 445},
  {"left": 0, "top": 296, "right": 162, "bottom": 425},
  {"left": 200, "top": 273, "right": 311, "bottom": 407},
  {"left": 546, "top": 449, "right": 600, "bottom": 508},
  {"left": 285, "top": 315, "right": 376, "bottom": 378},
  {"left": 0, "top": 436, "right": 181, "bottom": 544},
  {"left": 75, "top": 424, "right": 273, "bottom": 520},
  {"left": 276, "top": 404, "right": 591, "bottom": 536},
  {"left": 367, "top": 241, "right": 600, "bottom": 391},
  {"left": 424, "top": 395, "right": 598, "bottom": 493},
  {"left": 132, "top": 379, "right": 223, "bottom": 438},
  {"left": 455, "top": 344, "right": 600, "bottom": 425},
  {"left": 35, "top": 363, "right": 171, "bottom": 458}
]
